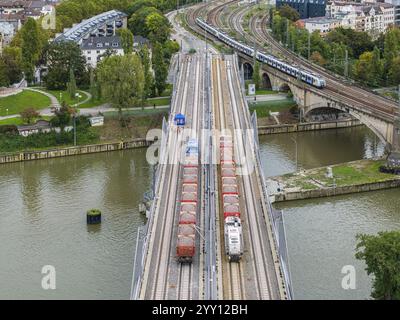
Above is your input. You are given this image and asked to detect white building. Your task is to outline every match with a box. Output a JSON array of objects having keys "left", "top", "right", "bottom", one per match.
[
  {"left": 81, "top": 35, "right": 124, "bottom": 68},
  {"left": 302, "top": 17, "right": 342, "bottom": 34},
  {"left": 385, "top": 0, "right": 400, "bottom": 25},
  {"left": 80, "top": 34, "right": 150, "bottom": 68},
  {"left": 326, "top": 1, "right": 395, "bottom": 35}
]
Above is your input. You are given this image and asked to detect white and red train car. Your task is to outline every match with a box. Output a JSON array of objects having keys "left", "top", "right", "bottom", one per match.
[{"left": 220, "top": 135, "right": 243, "bottom": 262}]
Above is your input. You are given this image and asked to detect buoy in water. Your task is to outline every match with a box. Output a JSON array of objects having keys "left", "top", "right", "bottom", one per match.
[{"left": 87, "top": 209, "right": 101, "bottom": 224}]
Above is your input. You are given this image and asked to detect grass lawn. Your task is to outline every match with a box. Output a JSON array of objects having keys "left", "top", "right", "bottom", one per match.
[
  {"left": 0, "top": 116, "right": 52, "bottom": 126},
  {"left": 0, "top": 90, "right": 51, "bottom": 116},
  {"left": 78, "top": 97, "right": 108, "bottom": 108},
  {"left": 280, "top": 159, "right": 398, "bottom": 191},
  {"left": 145, "top": 97, "right": 171, "bottom": 107},
  {"left": 255, "top": 89, "right": 276, "bottom": 95},
  {"left": 42, "top": 89, "right": 89, "bottom": 106},
  {"left": 249, "top": 99, "right": 297, "bottom": 118},
  {"left": 103, "top": 108, "right": 168, "bottom": 119}
]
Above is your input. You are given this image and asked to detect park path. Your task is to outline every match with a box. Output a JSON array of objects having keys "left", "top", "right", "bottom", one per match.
[{"left": 24, "top": 88, "right": 61, "bottom": 109}]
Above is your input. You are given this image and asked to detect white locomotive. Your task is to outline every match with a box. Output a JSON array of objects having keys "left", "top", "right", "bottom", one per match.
[{"left": 196, "top": 18, "right": 326, "bottom": 89}]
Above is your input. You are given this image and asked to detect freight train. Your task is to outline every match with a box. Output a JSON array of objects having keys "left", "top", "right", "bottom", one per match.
[
  {"left": 176, "top": 138, "right": 199, "bottom": 263},
  {"left": 196, "top": 18, "right": 326, "bottom": 89},
  {"left": 220, "top": 135, "right": 243, "bottom": 262}
]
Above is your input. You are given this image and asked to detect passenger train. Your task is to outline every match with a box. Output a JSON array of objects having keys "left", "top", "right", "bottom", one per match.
[{"left": 196, "top": 18, "right": 326, "bottom": 89}]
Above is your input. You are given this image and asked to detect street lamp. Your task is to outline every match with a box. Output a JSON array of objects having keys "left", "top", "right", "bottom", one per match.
[{"left": 290, "top": 136, "right": 298, "bottom": 172}]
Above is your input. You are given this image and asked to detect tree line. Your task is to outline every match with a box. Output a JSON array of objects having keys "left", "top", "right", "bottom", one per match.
[
  {"left": 270, "top": 6, "right": 400, "bottom": 88},
  {"left": 0, "top": 0, "right": 186, "bottom": 115}
]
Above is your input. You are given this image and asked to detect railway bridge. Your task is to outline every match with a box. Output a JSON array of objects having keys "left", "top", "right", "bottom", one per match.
[
  {"left": 131, "top": 49, "right": 291, "bottom": 299},
  {"left": 189, "top": 0, "right": 400, "bottom": 153},
  {"left": 237, "top": 54, "right": 398, "bottom": 150}
]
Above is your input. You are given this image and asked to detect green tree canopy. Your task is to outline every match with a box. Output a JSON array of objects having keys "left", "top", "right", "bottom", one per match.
[
  {"left": 152, "top": 42, "right": 168, "bottom": 96},
  {"left": 44, "top": 41, "right": 87, "bottom": 90},
  {"left": 356, "top": 231, "right": 400, "bottom": 300},
  {"left": 117, "top": 28, "right": 134, "bottom": 54},
  {"left": 278, "top": 4, "right": 300, "bottom": 22},
  {"left": 21, "top": 18, "right": 43, "bottom": 83},
  {"left": 145, "top": 12, "right": 171, "bottom": 44},
  {"left": 128, "top": 6, "right": 160, "bottom": 38},
  {"left": 97, "top": 53, "right": 145, "bottom": 118}
]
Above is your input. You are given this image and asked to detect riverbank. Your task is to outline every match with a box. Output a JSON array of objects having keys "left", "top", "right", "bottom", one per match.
[
  {"left": 267, "top": 158, "right": 400, "bottom": 202},
  {"left": 0, "top": 117, "right": 365, "bottom": 164},
  {"left": 258, "top": 119, "right": 362, "bottom": 135},
  {"left": 0, "top": 138, "right": 151, "bottom": 164}
]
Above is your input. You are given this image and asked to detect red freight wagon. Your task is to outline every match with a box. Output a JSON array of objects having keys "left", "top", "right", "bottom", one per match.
[
  {"left": 181, "top": 192, "right": 197, "bottom": 203},
  {"left": 179, "top": 211, "right": 196, "bottom": 224},
  {"left": 221, "top": 168, "right": 236, "bottom": 177},
  {"left": 222, "top": 185, "right": 239, "bottom": 195},
  {"left": 183, "top": 167, "right": 198, "bottom": 175},
  {"left": 222, "top": 177, "right": 237, "bottom": 185},
  {"left": 182, "top": 184, "right": 197, "bottom": 193},
  {"left": 223, "top": 194, "right": 239, "bottom": 204},
  {"left": 177, "top": 224, "right": 196, "bottom": 237},
  {"left": 223, "top": 204, "right": 240, "bottom": 219},
  {"left": 176, "top": 236, "right": 195, "bottom": 263},
  {"left": 183, "top": 174, "right": 198, "bottom": 184},
  {"left": 181, "top": 203, "right": 196, "bottom": 212}
]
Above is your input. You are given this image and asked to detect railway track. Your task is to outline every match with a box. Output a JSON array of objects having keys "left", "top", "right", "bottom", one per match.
[
  {"left": 140, "top": 54, "right": 204, "bottom": 300},
  {"left": 211, "top": 54, "right": 283, "bottom": 299},
  {"left": 212, "top": 56, "right": 246, "bottom": 300}
]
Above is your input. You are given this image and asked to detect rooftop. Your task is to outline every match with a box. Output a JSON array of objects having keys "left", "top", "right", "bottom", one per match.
[
  {"left": 81, "top": 35, "right": 122, "bottom": 50},
  {"left": 54, "top": 10, "right": 127, "bottom": 43}
]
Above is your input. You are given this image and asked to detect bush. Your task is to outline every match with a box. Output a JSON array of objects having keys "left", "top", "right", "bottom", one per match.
[
  {"left": 0, "top": 123, "right": 99, "bottom": 153},
  {"left": 0, "top": 125, "right": 18, "bottom": 135}
]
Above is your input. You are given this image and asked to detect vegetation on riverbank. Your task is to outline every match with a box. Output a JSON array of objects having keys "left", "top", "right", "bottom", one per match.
[
  {"left": 249, "top": 99, "right": 297, "bottom": 117},
  {"left": 277, "top": 159, "right": 398, "bottom": 191},
  {"left": 356, "top": 230, "right": 400, "bottom": 300},
  {"left": 0, "top": 120, "right": 99, "bottom": 153}
]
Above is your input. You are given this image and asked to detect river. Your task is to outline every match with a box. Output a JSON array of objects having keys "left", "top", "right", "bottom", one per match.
[{"left": 0, "top": 126, "right": 399, "bottom": 299}]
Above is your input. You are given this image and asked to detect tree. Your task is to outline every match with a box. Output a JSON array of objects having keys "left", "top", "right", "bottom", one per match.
[
  {"left": 388, "top": 56, "right": 400, "bottom": 85},
  {"left": 278, "top": 4, "right": 300, "bottom": 22},
  {"left": 354, "top": 49, "right": 382, "bottom": 87},
  {"left": 89, "top": 67, "right": 99, "bottom": 101},
  {"left": 67, "top": 68, "right": 77, "bottom": 100},
  {"left": 139, "top": 44, "right": 154, "bottom": 99},
  {"left": 252, "top": 61, "right": 261, "bottom": 90},
  {"left": 356, "top": 231, "right": 400, "bottom": 300},
  {"left": 2, "top": 47, "right": 23, "bottom": 85},
  {"left": 384, "top": 28, "right": 400, "bottom": 84},
  {"left": 152, "top": 42, "right": 168, "bottom": 96},
  {"left": 128, "top": 6, "right": 160, "bottom": 38},
  {"left": 44, "top": 41, "right": 87, "bottom": 90},
  {"left": 21, "top": 18, "right": 42, "bottom": 83},
  {"left": 371, "top": 46, "right": 383, "bottom": 85},
  {"left": 310, "top": 51, "right": 327, "bottom": 66},
  {"left": 0, "top": 59, "right": 10, "bottom": 87},
  {"left": 145, "top": 12, "right": 171, "bottom": 44},
  {"left": 117, "top": 28, "right": 134, "bottom": 54},
  {"left": 354, "top": 51, "right": 376, "bottom": 86},
  {"left": 97, "top": 53, "right": 144, "bottom": 120},
  {"left": 51, "top": 102, "right": 73, "bottom": 128},
  {"left": 20, "top": 108, "right": 40, "bottom": 124}
]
